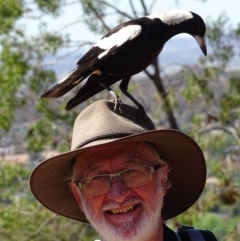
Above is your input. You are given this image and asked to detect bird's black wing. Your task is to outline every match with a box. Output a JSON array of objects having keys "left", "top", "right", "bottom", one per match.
[
  {"left": 42, "top": 20, "right": 143, "bottom": 98},
  {"left": 77, "top": 22, "right": 142, "bottom": 66}
]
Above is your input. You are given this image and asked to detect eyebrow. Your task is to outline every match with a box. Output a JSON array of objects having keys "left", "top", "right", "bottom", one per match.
[{"left": 84, "top": 156, "right": 143, "bottom": 176}]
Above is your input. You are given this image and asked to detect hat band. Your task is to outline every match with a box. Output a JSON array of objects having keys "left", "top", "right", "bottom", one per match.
[{"left": 74, "top": 132, "right": 138, "bottom": 149}]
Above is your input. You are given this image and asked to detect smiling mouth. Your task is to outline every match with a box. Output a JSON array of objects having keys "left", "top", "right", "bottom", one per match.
[{"left": 107, "top": 204, "right": 139, "bottom": 215}]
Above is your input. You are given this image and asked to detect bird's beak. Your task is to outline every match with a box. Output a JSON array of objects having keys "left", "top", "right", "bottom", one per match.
[{"left": 194, "top": 35, "right": 207, "bottom": 56}]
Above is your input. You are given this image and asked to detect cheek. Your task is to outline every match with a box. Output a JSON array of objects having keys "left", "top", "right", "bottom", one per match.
[
  {"left": 132, "top": 174, "right": 165, "bottom": 201},
  {"left": 131, "top": 182, "right": 157, "bottom": 201},
  {"left": 83, "top": 194, "right": 106, "bottom": 213}
]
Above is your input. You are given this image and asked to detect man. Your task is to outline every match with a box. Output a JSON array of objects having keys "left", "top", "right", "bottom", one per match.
[{"left": 29, "top": 100, "right": 206, "bottom": 241}]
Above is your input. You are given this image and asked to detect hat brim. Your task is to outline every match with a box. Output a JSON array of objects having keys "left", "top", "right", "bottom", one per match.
[{"left": 29, "top": 129, "right": 206, "bottom": 222}]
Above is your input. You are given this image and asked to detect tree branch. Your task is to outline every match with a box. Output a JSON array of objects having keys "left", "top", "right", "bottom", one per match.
[
  {"left": 129, "top": 0, "right": 138, "bottom": 18},
  {"left": 146, "top": 59, "right": 179, "bottom": 129},
  {"left": 89, "top": 5, "right": 111, "bottom": 31},
  {"left": 23, "top": 213, "right": 57, "bottom": 241},
  {"left": 139, "top": 0, "right": 148, "bottom": 15},
  {"left": 149, "top": 0, "right": 158, "bottom": 13},
  {"left": 199, "top": 125, "right": 240, "bottom": 144},
  {"left": 100, "top": 1, "right": 134, "bottom": 19},
  {"left": 143, "top": 68, "right": 155, "bottom": 80}
]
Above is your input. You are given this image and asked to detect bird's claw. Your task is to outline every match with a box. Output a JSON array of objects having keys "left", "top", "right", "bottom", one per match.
[
  {"left": 112, "top": 95, "right": 123, "bottom": 114},
  {"left": 136, "top": 106, "right": 146, "bottom": 123}
]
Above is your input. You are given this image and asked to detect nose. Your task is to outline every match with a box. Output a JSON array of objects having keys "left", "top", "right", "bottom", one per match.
[{"left": 107, "top": 176, "right": 131, "bottom": 203}]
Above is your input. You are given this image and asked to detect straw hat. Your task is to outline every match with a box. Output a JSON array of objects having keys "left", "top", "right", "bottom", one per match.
[{"left": 29, "top": 100, "right": 206, "bottom": 222}]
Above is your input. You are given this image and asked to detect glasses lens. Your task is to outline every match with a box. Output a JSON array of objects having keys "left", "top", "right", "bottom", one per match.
[
  {"left": 121, "top": 166, "right": 151, "bottom": 187},
  {"left": 83, "top": 175, "right": 111, "bottom": 195}
]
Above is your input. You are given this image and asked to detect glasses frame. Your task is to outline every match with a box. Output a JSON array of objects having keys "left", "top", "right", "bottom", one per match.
[{"left": 75, "top": 164, "right": 162, "bottom": 196}]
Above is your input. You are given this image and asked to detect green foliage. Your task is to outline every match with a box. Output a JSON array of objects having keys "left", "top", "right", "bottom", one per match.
[
  {"left": 80, "top": 0, "right": 111, "bottom": 33},
  {"left": 0, "top": 29, "right": 28, "bottom": 130},
  {"left": 26, "top": 99, "right": 77, "bottom": 152},
  {"left": 1, "top": 0, "right": 240, "bottom": 240},
  {"left": 181, "top": 13, "right": 240, "bottom": 126},
  {"left": 0, "top": 1, "right": 69, "bottom": 132},
  {"left": 202, "top": 13, "right": 234, "bottom": 67},
  {"left": 220, "top": 76, "right": 240, "bottom": 121},
  {"left": 192, "top": 212, "right": 239, "bottom": 240},
  {"left": 0, "top": 0, "right": 24, "bottom": 34},
  {"left": 182, "top": 69, "right": 214, "bottom": 102},
  {"left": 0, "top": 162, "right": 98, "bottom": 241},
  {"left": 168, "top": 12, "right": 240, "bottom": 241},
  {"left": 35, "top": 0, "right": 63, "bottom": 15}
]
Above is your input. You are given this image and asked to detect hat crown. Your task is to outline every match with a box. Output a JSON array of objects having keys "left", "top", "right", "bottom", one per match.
[{"left": 71, "top": 100, "right": 156, "bottom": 150}]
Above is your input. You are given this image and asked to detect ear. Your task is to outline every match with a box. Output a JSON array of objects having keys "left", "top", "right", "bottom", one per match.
[
  {"left": 161, "top": 165, "right": 169, "bottom": 197},
  {"left": 70, "top": 183, "right": 84, "bottom": 212}
]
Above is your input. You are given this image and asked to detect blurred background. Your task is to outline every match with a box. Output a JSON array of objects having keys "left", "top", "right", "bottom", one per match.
[{"left": 0, "top": 0, "right": 239, "bottom": 240}]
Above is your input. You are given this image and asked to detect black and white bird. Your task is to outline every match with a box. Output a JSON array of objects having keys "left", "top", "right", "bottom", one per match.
[{"left": 42, "top": 10, "right": 207, "bottom": 114}]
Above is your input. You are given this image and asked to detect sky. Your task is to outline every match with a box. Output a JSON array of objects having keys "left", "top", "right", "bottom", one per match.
[
  {"left": 22, "top": 0, "right": 239, "bottom": 43},
  {"left": 47, "top": 0, "right": 239, "bottom": 42}
]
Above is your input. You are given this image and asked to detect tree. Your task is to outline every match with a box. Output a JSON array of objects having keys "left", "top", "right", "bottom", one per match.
[
  {"left": 167, "top": 13, "right": 240, "bottom": 239},
  {"left": 0, "top": 1, "right": 239, "bottom": 240},
  {"left": 0, "top": 162, "right": 98, "bottom": 241}
]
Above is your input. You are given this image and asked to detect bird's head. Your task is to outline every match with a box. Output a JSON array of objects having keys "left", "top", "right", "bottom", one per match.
[
  {"left": 188, "top": 11, "right": 207, "bottom": 56},
  {"left": 149, "top": 10, "right": 207, "bottom": 56}
]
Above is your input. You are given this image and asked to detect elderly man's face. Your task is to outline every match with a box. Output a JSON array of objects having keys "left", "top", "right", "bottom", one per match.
[{"left": 72, "top": 142, "right": 168, "bottom": 241}]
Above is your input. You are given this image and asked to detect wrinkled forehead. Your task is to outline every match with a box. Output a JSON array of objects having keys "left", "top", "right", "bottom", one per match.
[{"left": 74, "top": 141, "right": 159, "bottom": 173}]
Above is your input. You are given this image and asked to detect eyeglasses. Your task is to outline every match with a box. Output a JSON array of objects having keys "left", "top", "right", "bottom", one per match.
[{"left": 75, "top": 164, "right": 161, "bottom": 196}]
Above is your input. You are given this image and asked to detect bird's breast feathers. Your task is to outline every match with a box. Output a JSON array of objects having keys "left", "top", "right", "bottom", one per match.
[{"left": 147, "top": 10, "right": 193, "bottom": 25}]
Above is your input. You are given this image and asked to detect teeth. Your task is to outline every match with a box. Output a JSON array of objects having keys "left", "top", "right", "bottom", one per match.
[{"left": 111, "top": 205, "right": 134, "bottom": 214}]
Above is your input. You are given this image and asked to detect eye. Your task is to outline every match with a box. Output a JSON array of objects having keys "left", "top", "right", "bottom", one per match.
[
  {"left": 127, "top": 169, "right": 142, "bottom": 177},
  {"left": 126, "top": 167, "right": 149, "bottom": 178},
  {"left": 91, "top": 175, "right": 107, "bottom": 184}
]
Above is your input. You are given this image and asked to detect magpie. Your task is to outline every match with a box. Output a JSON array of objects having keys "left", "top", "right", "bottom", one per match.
[{"left": 42, "top": 10, "right": 207, "bottom": 115}]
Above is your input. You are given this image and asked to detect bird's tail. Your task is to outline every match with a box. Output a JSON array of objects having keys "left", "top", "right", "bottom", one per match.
[
  {"left": 41, "top": 68, "right": 91, "bottom": 98},
  {"left": 65, "top": 75, "right": 103, "bottom": 110},
  {"left": 66, "top": 75, "right": 117, "bottom": 110}
]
